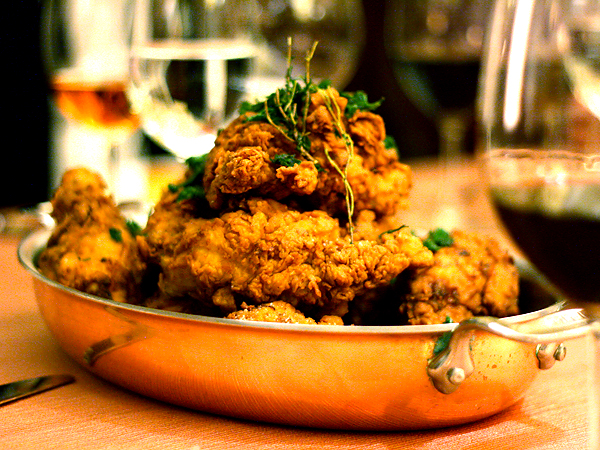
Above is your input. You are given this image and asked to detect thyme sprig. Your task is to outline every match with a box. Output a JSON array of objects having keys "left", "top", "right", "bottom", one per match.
[
  {"left": 239, "top": 39, "right": 322, "bottom": 163},
  {"left": 238, "top": 39, "right": 387, "bottom": 243},
  {"left": 378, "top": 225, "right": 408, "bottom": 239},
  {"left": 318, "top": 86, "right": 356, "bottom": 240}
]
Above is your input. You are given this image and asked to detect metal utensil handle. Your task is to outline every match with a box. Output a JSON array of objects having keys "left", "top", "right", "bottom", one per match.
[{"left": 427, "top": 308, "right": 591, "bottom": 394}]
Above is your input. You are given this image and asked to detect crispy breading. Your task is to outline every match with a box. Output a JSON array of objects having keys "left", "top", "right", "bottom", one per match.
[
  {"left": 140, "top": 193, "right": 433, "bottom": 321},
  {"left": 38, "top": 168, "right": 145, "bottom": 303},
  {"left": 203, "top": 87, "right": 412, "bottom": 220},
  {"left": 399, "top": 231, "right": 520, "bottom": 325},
  {"left": 37, "top": 79, "right": 522, "bottom": 327},
  {"left": 227, "top": 301, "right": 344, "bottom": 325}
]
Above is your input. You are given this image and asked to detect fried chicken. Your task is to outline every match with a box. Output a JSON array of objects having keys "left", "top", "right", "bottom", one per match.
[
  {"left": 38, "top": 168, "right": 145, "bottom": 303},
  {"left": 203, "top": 87, "right": 412, "bottom": 221},
  {"left": 37, "top": 73, "right": 523, "bottom": 327},
  {"left": 227, "top": 301, "right": 344, "bottom": 325},
  {"left": 139, "top": 191, "right": 433, "bottom": 321},
  {"left": 138, "top": 85, "right": 433, "bottom": 323},
  {"left": 398, "top": 230, "right": 520, "bottom": 325}
]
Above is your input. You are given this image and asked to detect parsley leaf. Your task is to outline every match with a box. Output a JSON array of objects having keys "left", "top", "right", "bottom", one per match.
[
  {"left": 169, "top": 154, "right": 209, "bottom": 201},
  {"left": 109, "top": 228, "right": 123, "bottom": 243},
  {"left": 176, "top": 185, "right": 205, "bottom": 201},
  {"left": 423, "top": 228, "right": 454, "bottom": 252},
  {"left": 272, "top": 153, "right": 302, "bottom": 167},
  {"left": 126, "top": 220, "right": 143, "bottom": 237},
  {"left": 384, "top": 135, "right": 397, "bottom": 151},
  {"left": 186, "top": 154, "right": 209, "bottom": 174},
  {"left": 432, "top": 316, "right": 454, "bottom": 355},
  {"left": 341, "top": 90, "right": 384, "bottom": 118}
]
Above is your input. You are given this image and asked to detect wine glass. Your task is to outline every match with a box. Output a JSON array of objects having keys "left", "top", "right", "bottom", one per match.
[
  {"left": 128, "top": 0, "right": 365, "bottom": 161},
  {"left": 128, "top": 0, "right": 265, "bottom": 160},
  {"left": 478, "top": 0, "right": 600, "bottom": 446},
  {"left": 479, "top": 0, "right": 600, "bottom": 307},
  {"left": 253, "top": 0, "right": 365, "bottom": 91},
  {"left": 41, "top": 0, "right": 141, "bottom": 200},
  {"left": 384, "top": 0, "right": 492, "bottom": 229},
  {"left": 384, "top": 0, "right": 491, "bottom": 158}
]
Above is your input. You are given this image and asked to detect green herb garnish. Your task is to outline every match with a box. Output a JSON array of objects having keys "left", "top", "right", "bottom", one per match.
[
  {"left": 186, "top": 154, "right": 209, "bottom": 174},
  {"left": 126, "top": 220, "right": 143, "bottom": 237},
  {"left": 317, "top": 85, "right": 357, "bottom": 240},
  {"left": 238, "top": 39, "right": 375, "bottom": 242},
  {"left": 432, "top": 316, "right": 454, "bottom": 355},
  {"left": 271, "top": 153, "right": 302, "bottom": 168},
  {"left": 341, "top": 90, "right": 383, "bottom": 118},
  {"left": 383, "top": 135, "right": 397, "bottom": 151},
  {"left": 168, "top": 154, "right": 209, "bottom": 201},
  {"left": 423, "top": 228, "right": 454, "bottom": 252},
  {"left": 176, "top": 185, "right": 205, "bottom": 201},
  {"left": 109, "top": 227, "right": 123, "bottom": 243},
  {"left": 240, "top": 40, "right": 321, "bottom": 164}
]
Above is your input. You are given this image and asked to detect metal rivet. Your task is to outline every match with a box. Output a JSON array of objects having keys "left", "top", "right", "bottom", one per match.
[
  {"left": 447, "top": 367, "right": 466, "bottom": 385},
  {"left": 553, "top": 343, "right": 567, "bottom": 361}
]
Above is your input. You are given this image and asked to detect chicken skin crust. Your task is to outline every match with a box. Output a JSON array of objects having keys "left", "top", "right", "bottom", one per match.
[
  {"left": 227, "top": 301, "right": 344, "bottom": 325},
  {"left": 38, "top": 168, "right": 145, "bottom": 303},
  {"left": 139, "top": 191, "right": 433, "bottom": 321},
  {"left": 203, "top": 88, "right": 412, "bottom": 221},
  {"left": 35, "top": 75, "right": 524, "bottom": 326},
  {"left": 399, "top": 231, "right": 520, "bottom": 325}
]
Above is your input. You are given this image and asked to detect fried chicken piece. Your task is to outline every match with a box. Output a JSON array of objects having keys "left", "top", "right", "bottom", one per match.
[
  {"left": 38, "top": 168, "right": 145, "bottom": 303},
  {"left": 139, "top": 192, "right": 433, "bottom": 321},
  {"left": 203, "top": 87, "right": 412, "bottom": 220},
  {"left": 227, "top": 301, "right": 344, "bottom": 325},
  {"left": 398, "top": 230, "right": 520, "bottom": 325}
]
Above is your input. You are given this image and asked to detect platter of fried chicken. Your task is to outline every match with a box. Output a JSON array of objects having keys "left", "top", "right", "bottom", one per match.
[{"left": 18, "top": 69, "right": 575, "bottom": 430}]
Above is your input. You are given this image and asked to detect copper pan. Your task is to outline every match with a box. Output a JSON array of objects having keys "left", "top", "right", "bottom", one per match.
[{"left": 17, "top": 228, "right": 592, "bottom": 430}]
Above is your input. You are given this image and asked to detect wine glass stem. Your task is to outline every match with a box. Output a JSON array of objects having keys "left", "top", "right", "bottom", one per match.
[
  {"left": 434, "top": 109, "right": 470, "bottom": 230},
  {"left": 109, "top": 142, "right": 121, "bottom": 201},
  {"left": 438, "top": 108, "right": 469, "bottom": 164}
]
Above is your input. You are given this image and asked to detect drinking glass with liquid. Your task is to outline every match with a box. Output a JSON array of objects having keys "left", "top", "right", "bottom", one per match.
[
  {"left": 42, "top": 0, "right": 142, "bottom": 199},
  {"left": 479, "top": 0, "right": 600, "bottom": 446},
  {"left": 128, "top": 0, "right": 262, "bottom": 160}
]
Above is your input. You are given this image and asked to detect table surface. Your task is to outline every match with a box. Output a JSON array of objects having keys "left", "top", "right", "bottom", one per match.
[{"left": 1, "top": 158, "right": 593, "bottom": 449}]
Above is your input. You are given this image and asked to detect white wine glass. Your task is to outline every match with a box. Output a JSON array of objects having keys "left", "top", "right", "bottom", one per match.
[
  {"left": 479, "top": 0, "right": 600, "bottom": 446},
  {"left": 128, "top": 0, "right": 265, "bottom": 160},
  {"left": 128, "top": 0, "right": 365, "bottom": 161},
  {"left": 41, "top": 0, "right": 141, "bottom": 199}
]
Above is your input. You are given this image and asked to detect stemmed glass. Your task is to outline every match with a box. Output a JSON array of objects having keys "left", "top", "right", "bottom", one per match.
[
  {"left": 384, "top": 0, "right": 492, "bottom": 229},
  {"left": 128, "top": 0, "right": 265, "bottom": 160},
  {"left": 384, "top": 0, "right": 491, "bottom": 159},
  {"left": 41, "top": 0, "right": 141, "bottom": 200},
  {"left": 479, "top": 0, "right": 600, "bottom": 308},
  {"left": 478, "top": 0, "right": 600, "bottom": 446},
  {"left": 128, "top": 0, "right": 365, "bottom": 161},
  {"left": 254, "top": 0, "right": 365, "bottom": 91}
]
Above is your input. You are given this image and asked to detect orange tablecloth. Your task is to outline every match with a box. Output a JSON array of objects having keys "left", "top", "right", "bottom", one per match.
[{"left": 1, "top": 159, "right": 593, "bottom": 449}]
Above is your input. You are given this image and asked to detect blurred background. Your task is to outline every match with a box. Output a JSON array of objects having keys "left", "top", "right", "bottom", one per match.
[{"left": 5, "top": 0, "right": 478, "bottom": 211}]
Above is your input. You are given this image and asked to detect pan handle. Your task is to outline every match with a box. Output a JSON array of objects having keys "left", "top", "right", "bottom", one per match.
[{"left": 427, "top": 308, "right": 592, "bottom": 394}]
